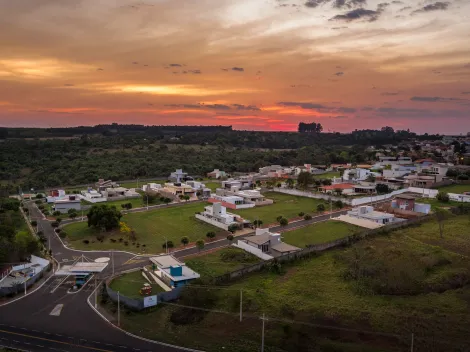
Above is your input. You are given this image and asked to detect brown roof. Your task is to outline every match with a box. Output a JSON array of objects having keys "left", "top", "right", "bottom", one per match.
[{"left": 244, "top": 234, "right": 270, "bottom": 245}]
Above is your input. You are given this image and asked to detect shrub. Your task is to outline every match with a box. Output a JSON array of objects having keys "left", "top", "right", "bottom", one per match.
[
  {"left": 334, "top": 200, "right": 344, "bottom": 209},
  {"left": 51, "top": 221, "right": 59, "bottom": 228},
  {"left": 96, "top": 234, "right": 105, "bottom": 242},
  {"left": 35, "top": 200, "right": 42, "bottom": 205},
  {"left": 226, "top": 234, "right": 234, "bottom": 243},
  {"left": 55, "top": 228, "right": 61, "bottom": 233},
  {"left": 228, "top": 224, "right": 239, "bottom": 233},
  {"left": 124, "top": 241, "right": 129, "bottom": 246},
  {"left": 457, "top": 174, "right": 469, "bottom": 180},
  {"left": 53, "top": 211, "right": 61, "bottom": 216},
  {"left": 59, "top": 231, "right": 67, "bottom": 238},
  {"left": 31, "top": 220, "right": 37, "bottom": 227},
  {"left": 162, "top": 240, "right": 174, "bottom": 249},
  {"left": 304, "top": 214, "right": 312, "bottom": 221},
  {"left": 317, "top": 204, "right": 326, "bottom": 212},
  {"left": 298, "top": 212, "right": 305, "bottom": 217},
  {"left": 110, "top": 238, "right": 116, "bottom": 243},
  {"left": 38, "top": 204, "right": 45, "bottom": 210},
  {"left": 436, "top": 191, "right": 450, "bottom": 203},
  {"left": 276, "top": 215, "right": 284, "bottom": 223},
  {"left": 206, "top": 231, "right": 216, "bottom": 240},
  {"left": 279, "top": 218, "right": 288, "bottom": 226},
  {"left": 181, "top": 236, "right": 189, "bottom": 246}
]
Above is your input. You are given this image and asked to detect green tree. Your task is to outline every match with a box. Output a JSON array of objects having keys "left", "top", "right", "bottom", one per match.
[
  {"left": 297, "top": 171, "right": 313, "bottom": 189},
  {"left": 435, "top": 208, "right": 450, "bottom": 239},
  {"left": 181, "top": 236, "right": 189, "bottom": 246},
  {"left": 162, "top": 240, "right": 174, "bottom": 249},
  {"left": 276, "top": 215, "right": 284, "bottom": 223},
  {"left": 279, "top": 218, "right": 288, "bottom": 226},
  {"left": 184, "top": 195, "right": 190, "bottom": 201},
  {"left": 376, "top": 184, "right": 390, "bottom": 194},
  {"left": 196, "top": 239, "right": 205, "bottom": 252},
  {"left": 15, "top": 231, "right": 39, "bottom": 260},
  {"left": 317, "top": 204, "right": 326, "bottom": 212},
  {"left": 226, "top": 234, "right": 234, "bottom": 243},
  {"left": 334, "top": 200, "right": 344, "bottom": 209},
  {"left": 87, "top": 204, "right": 122, "bottom": 231},
  {"left": 206, "top": 231, "right": 216, "bottom": 241},
  {"left": 228, "top": 224, "right": 239, "bottom": 233},
  {"left": 253, "top": 220, "right": 263, "bottom": 228},
  {"left": 286, "top": 179, "right": 294, "bottom": 189},
  {"left": 436, "top": 192, "right": 450, "bottom": 203},
  {"left": 304, "top": 214, "right": 312, "bottom": 220}
]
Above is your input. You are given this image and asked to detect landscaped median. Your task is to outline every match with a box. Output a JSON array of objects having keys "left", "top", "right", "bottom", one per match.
[{"left": 99, "top": 213, "right": 470, "bottom": 352}]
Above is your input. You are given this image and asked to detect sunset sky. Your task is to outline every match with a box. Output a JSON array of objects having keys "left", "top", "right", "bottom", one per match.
[{"left": 0, "top": 0, "right": 469, "bottom": 133}]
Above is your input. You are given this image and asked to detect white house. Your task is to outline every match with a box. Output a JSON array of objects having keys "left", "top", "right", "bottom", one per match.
[
  {"left": 208, "top": 194, "right": 252, "bottom": 209},
  {"left": 186, "top": 181, "right": 211, "bottom": 198},
  {"left": 347, "top": 206, "right": 398, "bottom": 225},
  {"left": 383, "top": 165, "right": 416, "bottom": 179},
  {"left": 221, "top": 178, "right": 252, "bottom": 191},
  {"left": 169, "top": 169, "right": 189, "bottom": 183},
  {"left": 342, "top": 168, "right": 380, "bottom": 182},
  {"left": 46, "top": 189, "right": 67, "bottom": 203},
  {"left": 149, "top": 255, "right": 200, "bottom": 289},
  {"left": 207, "top": 169, "right": 227, "bottom": 179},
  {"left": 80, "top": 189, "right": 107, "bottom": 203},
  {"left": 53, "top": 196, "right": 81, "bottom": 213},
  {"left": 235, "top": 228, "right": 300, "bottom": 259},
  {"left": 142, "top": 183, "right": 162, "bottom": 192},
  {"left": 196, "top": 202, "right": 248, "bottom": 230}
]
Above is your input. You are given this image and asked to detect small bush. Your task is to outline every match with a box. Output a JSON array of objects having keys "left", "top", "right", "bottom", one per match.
[
  {"left": 304, "top": 214, "right": 312, "bottom": 220},
  {"left": 83, "top": 239, "right": 90, "bottom": 244},
  {"left": 51, "top": 222, "right": 59, "bottom": 228},
  {"left": 53, "top": 211, "right": 61, "bottom": 216},
  {"left": 110, "top": 238, "right": 116, "bottom": 243},
  {"left": 96, "top": 234, "right": 105, "bottom": 242},
  {"left": 317, "top": 204, "right": 326, "bottom": 212},
  {"left": 279, "top": 218, "right": 288, "bottom": 226},
  {"left": 31, "top": 220, "right": 37, "bottom": 227},
  {"left": 59, "top": 231, "right": 67, "bottom": 238},
  {"left": 124, "top": 241, "right": 129, "bottom": 246},
  {"left": 298, "top": 212, "right": 305, "bottom": 217}
]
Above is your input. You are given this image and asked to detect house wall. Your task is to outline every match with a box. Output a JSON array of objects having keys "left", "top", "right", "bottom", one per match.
[
  {"left": 195, "top": 214, "right": 230, "bottom": 230},
  {"left": 233, "top": 241, "right": 273, "bottom": 260}
]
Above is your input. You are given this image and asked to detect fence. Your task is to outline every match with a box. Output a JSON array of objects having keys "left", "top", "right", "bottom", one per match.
[
  {"left": 0, "top": 263, "right": 51, "bottom": 297},
  {"left": 213, "top": 215, "right": 432, "bottom": 284},
  {"left": 106, "top": 272, "right": 184, "bottom": 311},
  {"left": 273, "top": 188, "right": 352, "bottom": 204}
]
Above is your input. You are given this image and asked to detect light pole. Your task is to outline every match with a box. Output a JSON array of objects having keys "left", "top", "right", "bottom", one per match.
[
  {"left": 261, "top": 313, "right": 266, "bottom": 352},
  {"left": 117, "top": 291, "right": 120, "bottom": 327}
]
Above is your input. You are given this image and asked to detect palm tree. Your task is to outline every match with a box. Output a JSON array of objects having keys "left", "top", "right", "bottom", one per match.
[{"left": 181, "top": 236, "right": 189, "bottom": 246}]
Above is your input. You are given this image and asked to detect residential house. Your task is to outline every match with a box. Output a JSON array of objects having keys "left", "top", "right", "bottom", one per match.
[
  {"left": 294, "top": 164, "right": 324, "bottom": 176},
  {"left": 196, "top": 202, "right": 249, "bottom": 230},
  {"left": 80, "top": 189, "right": 107, "bottom": 203},
  {"left": 95, "top": 179, "right": 119, "bottom": 192},
  {"left": 186, "top": 181, "right": 211, "bottom": 198},
  {"left": 102, "top": 187, "right": 140, "bottom": 199},
  {"left": 391, "top": 194, "right": 431, "bottom": 214},
  {"left": 221, "top": 178, "right": 252, "bottom": 191},
  {"left": 149, "top": 255, "right": 200, "bottom": 289},
  {"left": 342, "top": 168, "right": 380, "bottom": 182},
  {"left": 207, "top": 169, "right": 227, "bottom": 179},
  {"left": 259, "top": 165, "right": 283, "bottom": 175},
  {"left": 142, "top": 183, "right": 162, "bottom": 192},
  {"left": 347, "top": 206, "right": 399, "bottom": 225},
  {"left": 319, "top": 183, "right": 355, "bottom": 195},
  {"left": 382, "top": 165, "right": 416, "bottom": 180},
  {"left": 168, "top": 169, "right": 192, "bottom": 183},
  {"left": 236, "top": 190, "right": 274, "bottom": 206},
  {"left": 162, "top": 182, "right": 197, "bottom": 199},
  {"left": 236, "top": 228, "right": 300, "bottom": 259},
  {"left": 209, "top": 188, "right": 273, "bottom": 208},
  {"left": 208, "top": 194, "right": 251, "bottom": 209},
  {"left": 53, "top": 196, "right": 81, "bottom": 213},
  {"left": 46, "top": 189, "right": 67, "bottom": 203}
]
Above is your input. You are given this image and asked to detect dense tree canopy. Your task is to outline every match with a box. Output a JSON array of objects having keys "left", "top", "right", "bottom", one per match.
[{"left": 87, "top": 205, "right": 122, "bottom": 231}]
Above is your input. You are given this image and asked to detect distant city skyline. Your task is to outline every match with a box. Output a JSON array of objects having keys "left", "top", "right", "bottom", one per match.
[{"left": 0, "top": 0, "right": 469, "bottom": 134}]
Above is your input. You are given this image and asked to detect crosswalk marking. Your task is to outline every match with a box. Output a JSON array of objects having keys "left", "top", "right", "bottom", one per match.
[
  {"left": 123, "top": 258, "right": 148, "bottom": 265},
  {"left": 49, "top": 304, "right": 64, "bottom": 316}
]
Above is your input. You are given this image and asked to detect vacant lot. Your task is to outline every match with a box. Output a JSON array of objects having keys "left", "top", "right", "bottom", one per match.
[
  {"left": 186, "top": 247, "right": 259, "bottom": 279},
  {"left": 232, "top": 192, "right": 327, "bottom": 224},
  {"left": 119, "top": 180, "right": 166, "bottom": 189},
  {"left": 316, "top": 171, "right": 341, "bottom": 179},
  {"left": 417, "top": 197, "right": 462, "bottom": 211},
  {"left": 108, "top": 215, "right": 470, "bottom": 352},
  {"left": 281, "top": 220, "right": 361, "bottom": 248},
  {"left": 436, "top": 184, "right": 470, "bottom": 194},
  {"left": 109, "top": 270, "right": 164, "bottom": 298},
  {"left": 63, "top": 202, "right": 220, "bottom": 253},
  {"left": 102, "top": 196, "right": 156, "bottom": 209}
]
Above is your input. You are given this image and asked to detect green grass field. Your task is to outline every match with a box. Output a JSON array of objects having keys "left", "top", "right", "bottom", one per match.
[
  {"left": 231, "top": 192, "right": 327, "bottom": 224},
  {"left": 186, "top": 247, "right": 259, "bottom": 279},
  {"left": 102, "top": 196, "right": 151, "bottom": 209},
  {"left": 315, "top": 171, "right": 341, "bottom": 179},
  {"left": 109, "top": 215, "right": 470, "bottom": 352},
  {"left": 281, "top": 220, "right": 361, "bottom": 248},
  {"left": 109, "top": 270, "right": 164, "bottom": 298},
  {"left": 417, "top": 197, "right": 462, "bottom": 211},
  {"left": 63, "top": 202, "right": 221, "bottom": 253},
  {"left": 436, "top": 184, "right": 470, "bottom": 194},
  {"left": 203, "top": 181, "right": 220, "bottom": 192}
]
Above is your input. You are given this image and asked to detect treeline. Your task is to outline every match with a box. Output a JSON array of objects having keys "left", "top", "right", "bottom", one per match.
[
  {"left": 0, "top": 124, "right": 232, "bottom": 139},
  {"left": 0, "top": 198, "right": 40, "bottom": 265}
]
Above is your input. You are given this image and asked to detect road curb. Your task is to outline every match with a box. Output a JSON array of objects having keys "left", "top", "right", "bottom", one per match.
[{"left": 86, "top": 283, "right": 203, "bottom": 352}]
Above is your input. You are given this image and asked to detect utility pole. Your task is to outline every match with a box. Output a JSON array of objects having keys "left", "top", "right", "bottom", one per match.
[
  {"left": 24, "top": 280, "right": 27, "bottom": 295},
  {"left": 261, "top": 313, "right": 266, "bottom": 352},
  {"left": 165, "top": 236, "right": 168, "bottom": 254},
  {"left": 94, "top": 275, "right": 98, "bottom": 308},
  {"left": 329, "top": 197, "right": 332, "bottom": 219},
  {"left": 410, "top": 333, "right": 414, "bottom": 352},
  {"left": 117, "top": 291, "right": 120, "bottom": 327},
  {"left": 240, "top": 289, "right": 243, "bottom": 322},
  {"left": 112, "top": 250, "right": 114, "bottom": 275},
  {"left": 146, "top": 194, "right": 149, "bottom": 210}
]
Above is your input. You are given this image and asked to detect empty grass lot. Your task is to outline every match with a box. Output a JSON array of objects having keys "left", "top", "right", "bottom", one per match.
[
  {"left": 436, "top": 184, "right": 470, "bottom": 194},
  {"left": 63, "top": 202, "right": 220, "bottom": 253},
  {"left": 281, "top": 220, "right": 361, "bottom": 248},
  {"left": 185, "top": 247, "right": 259, "bottom": 279},
  {"left": 109, "top": 270, "right": 164, "bottom": 298},
  {"left": 316, "top": 171, "right": 341, "bottom": 179},
  {"left": 112, "top": 215, "right": 470, "bottom": 352},
  {"left": 231, "top": 192, "right": 327, "bottom": 224}
]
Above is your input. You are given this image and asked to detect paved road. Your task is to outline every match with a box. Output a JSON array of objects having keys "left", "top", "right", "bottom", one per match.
[{"left": 0, "top": 279, "right": 191, "bottom": 352}]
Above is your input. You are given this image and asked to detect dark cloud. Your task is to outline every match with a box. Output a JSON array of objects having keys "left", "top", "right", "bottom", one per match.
[
  {"left": 214, "top": 112, "right": 243, "bottom": 116},
  {"left": 333, "top": 0, "right": 367, "bottom": 9},
  {"left": 202, "top": 104, "right": 231, "bottom": 110},
  {"left": 231, "top": 104, "right": 261, "bottom": 111},
  {"left": 332, "top": 26, "right": 348, "bottom": 29},
  {"left": 169, "top": 63, "right": 182, "bottom": 67},
  {"left": 412, "top": 2, "right": 449, "bottom": 14},
  {"left": 337, "top": 107, "right": 357, "bottom": 113},
  {"left": 391, "top": 0, "right": 403, "bottom": 4},
  {"left": 361, "top": 106, "right": 375, "bottom": 111},
  {"left": 398, "top": 6, "right": 412, "bottom": 12},
  {"left": 63, "top": 84, "right": 74, "bottom": 87},
  {"left": 304, "top": 0, "right": 329, "bottom": 8},
  {"left": 164, "top": 104, "right": 202, "bottom": 109},
  {"left": 221, "top": 68, "right": 229, "bottom": 71},
  {"left": 232, "top": 67, "right": 244, "bottom": 72},
  {"left": 132, "top": 62, "right": 138, "bottom": 64},
  {"left": 278, "top": 101, "right": 327, "bottom": 109},
  {"left": 381, "top": 92, "right": 400, "bottom": 96},
  {"left": 334, "top": 71, "right": 344, "bottom": 76},
  {"left": 97, "top": 68, "right": 104, "bottom": 71},
  {"left": 410, "top": 96, "right": 466, "bottom": 102},
  {"left": 462, "top": 92, "right": 470, "bottom": 95},
  {"left": 189, "top": 69, "right": 201, "bottom": 74},
  {"left": 331, "top": 115, "right": 348, "bottom": 118},
  {"left": 377, "top": 2, "right": 389, "bottom": 11},
  {"left": 330, "top": 8, "right": 380, "bottom": 21}
]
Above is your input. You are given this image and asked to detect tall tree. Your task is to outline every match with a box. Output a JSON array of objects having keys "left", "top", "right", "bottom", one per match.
[{"left": 87, "top": 205, "right": 122, "bottom": 231}]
